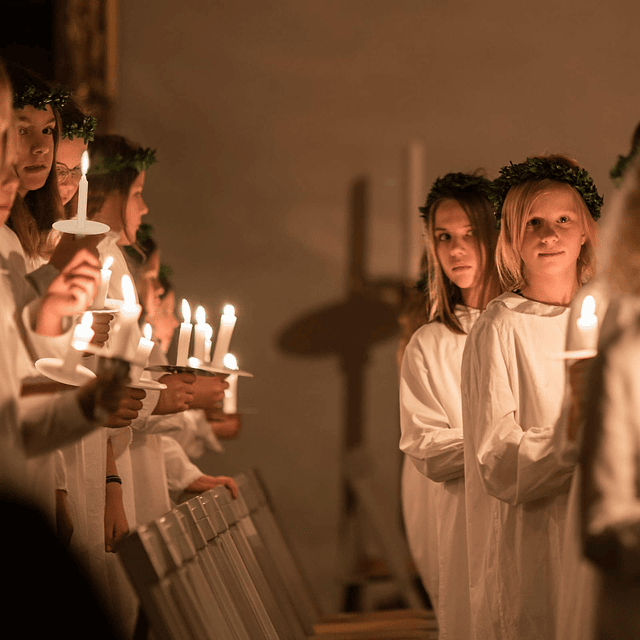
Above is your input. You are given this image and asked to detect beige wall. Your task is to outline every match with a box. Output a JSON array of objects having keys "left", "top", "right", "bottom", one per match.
[{"left": 115, "top": 0, "right": 640, "bottom": 611}]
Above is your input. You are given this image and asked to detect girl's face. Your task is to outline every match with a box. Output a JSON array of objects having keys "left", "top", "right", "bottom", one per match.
[
  {"left": 139, "top": 250, "right": 164, "bottom": 321},
  {"left": 56, "top": 136, "right": 87, "bottom": 206},
  {"left": 153, "top": 290, "right": 179, "bottom": 353},
  {"left": 434, "top": 199, "right": 484, "bottom": 300},
  {"left": 124, "top": 170, "right": 148, "bottom": 243},
  {"left": 519, "top": 187, "right": 585, "bottom": 284},
  {"left": 0, "top": 86, "right": 19, "bottom": 225},
  {"left": 14, "top": 104, "right": 55, "bottom": 197}
]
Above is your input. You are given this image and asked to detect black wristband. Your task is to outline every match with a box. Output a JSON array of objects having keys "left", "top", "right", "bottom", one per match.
[{"left": 106, "top": 475, "right": 122, "bottom": 485}]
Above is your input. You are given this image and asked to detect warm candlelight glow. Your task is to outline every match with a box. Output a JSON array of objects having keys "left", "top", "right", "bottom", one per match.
[
  {"left": 577, "top": 295, "right": 597, "bottom": 328},
  {"left": 204, "top": 324, "right": 213, "bottom": 341},
  {"left": 72, "top": 312, "right": 94, "bottom": 350},
  {"left": 81, "top": 150, "right": 89, "bottom": 175},
  {"left": 182, "top": 299, "right": 191, "bottom": 324},
  {"left": 122, "top": 275, "right": 137, "bottom": 309},
  {"left": 223, "top": 353, "right": 238, "bottom": 370},
  {"left": 196, "top": 305, "right": 206, "bottom": 324},
  {"left": 144, "top": 323, "right": 153, "bottom": 341},
  {"left": 223, "top": 304, "right": 235, "bottom": 319},
  {"left": 188, "top": 356, "right": 200, "bottom": 368},
  {"left": 102, "top": 256, "right": 114, "bottom": 271}
]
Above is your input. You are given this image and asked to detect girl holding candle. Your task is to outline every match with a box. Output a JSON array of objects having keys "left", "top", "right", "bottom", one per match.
[
  {"left": 399, "top": 172, "right": 500, "bottom": 638},
  {"left": 460, "top": 155, "right": 600, "bottom": 640}
]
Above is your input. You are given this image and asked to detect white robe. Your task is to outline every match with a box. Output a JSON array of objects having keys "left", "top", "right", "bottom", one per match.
[
  {"left": 461, "top": 292, "right": 575, "bottom": 640},
  {"left": 399, "top": 306, "right": 478, "bottom": 639}
]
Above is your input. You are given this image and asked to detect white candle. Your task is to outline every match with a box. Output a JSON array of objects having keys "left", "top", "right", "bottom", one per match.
[
  {"left": 211, "top": 304, "right": 237, "bottom": 367},
  {"left": 193, "top": 305, "right": 210, "bottom": 362},
  {"left": 61, "top": 312, "right": 94, "bottom": 374},
  {"left": 204, "top": 323, "right": 213, "bottom": 363},
  {"left": 91, "top": 256, "right": 113, "bottom": 310},
  {"left": 129, "top": 323, "right": 154, "bottom": 383},
  {"left": 222, "top": 353, "right": 239, "bottom": 413},
  {"left": 76, "top": 150, "right": 89, "bottom": 230},
  {"left": 109, "top": 275, "right": 142, "bottom": 361},
  {"left": 176, "top": 299, "right": 192, "bottom": 366},
  {"left": 575, "top": 295, "right": 598, "bottom": 351}
]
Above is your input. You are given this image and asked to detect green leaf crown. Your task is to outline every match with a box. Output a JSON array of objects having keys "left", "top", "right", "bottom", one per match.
[
  {"left": 89, "top": 147, "right": 157, "bottom": 176},
  {"left": 419, "top": 172, "right": 493, "bottom": 219},
  {"left": 13, "top": 84, "right": 71, "bottom": 111},
  {"left": 610, "top": 142, "right": 640, "bottom": 187},
  {"left": 490, "top": 156, "right": 603, "bottom": 222},
  {"left": 62, "top": 116, "right": 98, "bottom": 143}
]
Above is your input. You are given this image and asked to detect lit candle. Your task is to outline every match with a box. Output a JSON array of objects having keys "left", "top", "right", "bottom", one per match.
[
  {"left": 575, "top": 294, "right": 598, "bottom": 351},
  {"left": 108, "top": 275, "right": 142, "bottom": 361},
  {"left": 193, "top": 306, "right": 210, "bottom": 362},
  {"left": 129, "top": 323, "right": 154, "bottom": 383},
  {"left": 204, "top": 323, "right": 213, "bottom": 363},
  {"left": 176, "top": 299, "right": 192, "bottom": 366},
  {"left": 76, "top": 150, "right": 89, "bottom": 230},
  {"left": 222, "top": 353, "right": 239, "bottom": 413},
  {"left": 61, "top": 312, "right": 94, "bottom": 374},
  {"left": 211, "top": 304, "right": 237, "bottom": 367},
  {"left": 91, "top": 256, "right": 113, "bottom": 310}
]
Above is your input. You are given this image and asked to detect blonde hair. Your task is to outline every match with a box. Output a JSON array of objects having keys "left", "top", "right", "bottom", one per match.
[
  {"left": 423, "top": 191, "right": 501, "bottom": 334},
  {"left": 496, "top": 177, "right": 598, "bottom": 293}
]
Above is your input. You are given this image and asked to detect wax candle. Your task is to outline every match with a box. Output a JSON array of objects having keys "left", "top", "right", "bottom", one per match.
[
  {"left": 193, "top": 305, "right": 210, "bottom": 362},
  {"left": 176, "top": 299, "right": 192, "bottom": 366},
  {"left": 204, "top": 323, "right": 213, "bottom": 363},
  {"left": 76, "top": 150, "right": 89, "bottom": 230},
  {"left": 92, "top": 256, "right": 114, "bottom": 310},
  {"left": 211, "top": 304, "right": 237, "bottom": 367},
  {"left": 61, "top": 312, "right": 94, "bottom": 374},
  {"left": 129, "top": 323, "right": 154, "bottom": 383},
  {"left": 222, "top": 353, "right": 239, "bottom": 413},
  {"left": 109, "top": 275, "right": 142, "bottom": 361},
  {"left": 575, "top": 294, "right": 598, "bottom": 351}
]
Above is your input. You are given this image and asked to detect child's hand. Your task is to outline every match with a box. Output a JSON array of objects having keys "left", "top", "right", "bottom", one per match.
[
  {"left": 152, "top": 372, "right": 196, "bottom": 414},
  {"left": 189, "top": 375, "right": 228, "bottom": 411},
  {"left": 206, "top": 411, "right": 242, "bottom": 439},
  {"left": 49, "top": 232, "right": 103, "bottom": 272},
  {"left": 89, "top": 312, "right": 113, "bottom": 348},
  {"left": 183, "top": 475, "right": 239, "bottom": 499},
  {"left": 104, "top": 482, "right": 129, "bottom": 552},
  {"left": 106, "top": 387, "right": 146, "bottom": 428},
  {"left": 36, "top": 250, "right": 101, "bottom": 336}
]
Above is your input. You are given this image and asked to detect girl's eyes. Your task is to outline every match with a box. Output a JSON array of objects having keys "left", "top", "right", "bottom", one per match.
[
  {"left": 558, "top": 215, "right": 570, "bottom": 223},
  {"left": 526, "top": 218, "right": 540, "bottom": 227},
  {"left": 437, "top": 233, "right": 451, "bottom": 242},
  {"left": 42, "top": 127, "right": 54, "bottom": 135}
]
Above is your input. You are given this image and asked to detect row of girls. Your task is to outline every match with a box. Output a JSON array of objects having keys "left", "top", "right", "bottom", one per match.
[
  {"left": 0, "top": 60, "right": 243, "bottom": 638},
  {"left": 399, "top": 125, "right": 640, "bottom": 640}
]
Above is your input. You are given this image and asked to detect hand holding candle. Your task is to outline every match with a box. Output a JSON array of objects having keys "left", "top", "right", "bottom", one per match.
[
  {"left": 176, "top": 299, "right": 192, "bottom": 366},
  {"left": 222, "top": 353, "right": 239, "bottom": 413},
  {"left": 62, "top": 312, "right": 95, "bottom": 374},
  {"left": 211, "top": 304, "right": 237, "bottom": 367}
]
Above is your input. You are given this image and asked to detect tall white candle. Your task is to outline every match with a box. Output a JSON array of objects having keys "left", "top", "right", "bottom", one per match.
[
  {"left": 211, "top": 304, "right": 237, "bottom": 367},
  {"left": 204, "top": 323, "right": 213, "bottom": 363},
  {"left": 129, "top": 323, "right": 155, "bottom": 383},
  {"left": 176, "top": 299, "right": 192, "bottom": 366},
  {"left": 92, "top": 256, "right": 113, "bottom": 310},
  {"left": 76, "top": 150, "right": 89, "bottom": 230},
  {"left": 575, "top": 295, "right": 598, "bottom": 351},
  {"left": 61, "top": 312, "right": 94, "bottom": 374},
  {"left": 193, "top": 305, "right": 209, "bottom": 362},
  {"left": 222, "top": 353, "right": 239, "bottom": 413},
  {"left": 109, "top": 275, "right": 142, "bottom": 361}
]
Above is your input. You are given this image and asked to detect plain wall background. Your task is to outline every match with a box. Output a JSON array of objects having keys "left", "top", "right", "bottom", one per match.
[{"left": 114, "top": 0, "right": 640, "bottom": 611}]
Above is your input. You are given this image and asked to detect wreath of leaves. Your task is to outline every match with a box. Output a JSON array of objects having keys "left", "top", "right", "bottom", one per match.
[
  {"left": 610, "top": 142, "right": 640, "bottom": 187},
  {"left": 419, "top": 172, "right": 493, "bottom": 219},
  {"left": 62, "top": 116, "right": 98, "bottom": 143},
  {"left": 490, "top": 157, "right": 603, "bottom": 222},
  {"left": 89, "top": 147, "right": 157, "bottom": 175},
  {"left": 13, "top": 84, "right": 71, "bottom": 111}
]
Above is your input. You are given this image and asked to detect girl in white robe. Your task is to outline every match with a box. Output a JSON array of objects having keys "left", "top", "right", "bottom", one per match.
[
  {"left": 461, "top": 155, "right": 601, "bottom": 640},
  {"left": 399, "top": 173, "right": 501, "bottom": 639}
]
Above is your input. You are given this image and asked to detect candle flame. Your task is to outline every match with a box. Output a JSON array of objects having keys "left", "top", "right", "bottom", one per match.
[
  {"left": 81, "top": 150, "right": 89, "bottom": 175},
  {"left": 188, "top": 357, "right": 200, "bottom": 368},
  {"left": 81, "top": 311, "right": 93, "bottom": 327},
  {"left": 144, "top": 323, "right": 153, "bottom": 341},
  {"left": 580, "top": 295, "right": 596, "bottom": 319},
  {"left": 102, "top": 256, "right": 114, "bottom": 271},
  {"left": 195, "top": 305, "right": 206, "bottom": 325},
  {"left": 121, "top": 275, "right": 136, "bottom": 308},
  {"left": 204, "top": 324, "right": 213, "bottom": 340},
  {"left": 182, "top": 299, "right": 191, "bottom": 324},
  {"left": 223, "top": 304, "right": 235, "bottom": 318},
  {"left": 223, "top": 353, "right": 238, "bottom": 370}
]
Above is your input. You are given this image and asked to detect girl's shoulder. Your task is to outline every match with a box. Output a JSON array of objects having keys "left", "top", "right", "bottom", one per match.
[
  {"left": 409, "top": 306, "right": 481, "bottom": 350},
  {"left": 483, "top": 292, "right": 567, "bottom": 323}
]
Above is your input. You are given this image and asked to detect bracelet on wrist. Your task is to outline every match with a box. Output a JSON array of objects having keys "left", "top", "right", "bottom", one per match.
[{"left": 106, "top": 475, "right": 122, "bottom": 485}]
